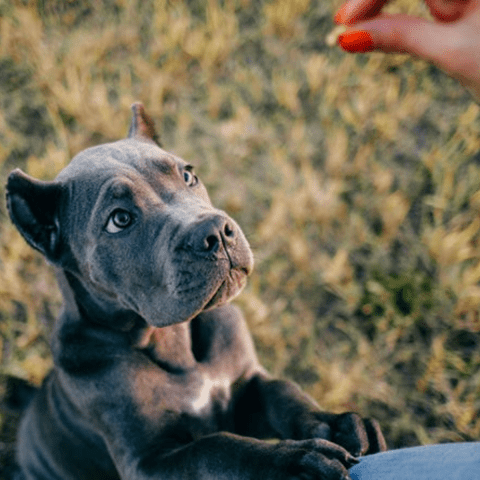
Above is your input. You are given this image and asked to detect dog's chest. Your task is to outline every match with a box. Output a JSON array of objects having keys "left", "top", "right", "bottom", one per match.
[
  {"left": 134, "top": 322, "right": 236, "bottom": 424},
  {"left": 187, "top": 371, "right": 231, "bottom": 417}
]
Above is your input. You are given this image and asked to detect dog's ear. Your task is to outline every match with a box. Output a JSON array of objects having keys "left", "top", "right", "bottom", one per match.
[
  {"left": 127, "top": 102, "right": 162, "bottom": 147},
  {"left": 6, "top": 169, "right": 65, "bottom": 263}
]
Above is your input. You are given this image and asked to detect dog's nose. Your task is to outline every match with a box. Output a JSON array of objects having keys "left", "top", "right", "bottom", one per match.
[{"left": 194, "top": 216, "right": 236, "bottom": 256}]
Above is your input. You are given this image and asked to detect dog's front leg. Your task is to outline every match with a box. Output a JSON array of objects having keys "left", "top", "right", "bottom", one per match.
[
  {"left": 62, "top": 356, "right": 355, "bottom": 480},
  {"left": 234, "top": 373, "right": 387, "bottom": 457},
  {"left": 96, "top": 400, "right": 357, "bottom": 480},
  {"left": 124, "top": 431, "right": 357, "bottom": 480}
]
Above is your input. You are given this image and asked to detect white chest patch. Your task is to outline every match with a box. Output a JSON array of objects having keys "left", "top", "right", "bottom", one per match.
[{"left": 190, "top": 375, "right": 231, "bottom": 415}]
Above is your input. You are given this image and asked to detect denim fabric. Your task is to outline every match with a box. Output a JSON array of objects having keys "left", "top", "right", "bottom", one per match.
[{"left": 350, "top": 442, "right": 480, "bottom": 480}]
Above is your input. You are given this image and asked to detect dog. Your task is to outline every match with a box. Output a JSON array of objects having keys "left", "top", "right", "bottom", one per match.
[{"left": 6, "top": 103, "right": 386, "bottom": 480}]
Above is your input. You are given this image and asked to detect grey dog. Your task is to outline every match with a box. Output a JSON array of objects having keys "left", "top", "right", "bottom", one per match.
[{"left": 6, "top": 103, "right": 386, "bottom": 480}]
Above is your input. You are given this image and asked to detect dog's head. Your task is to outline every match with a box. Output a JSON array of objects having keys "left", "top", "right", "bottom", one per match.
[{"left": 6, "top": 103, "right": 253, "bottom": 328}]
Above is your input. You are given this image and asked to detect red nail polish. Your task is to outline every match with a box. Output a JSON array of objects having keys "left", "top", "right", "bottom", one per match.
[{"left": 338, "top": 31, "right": 375, "bottom": 53}]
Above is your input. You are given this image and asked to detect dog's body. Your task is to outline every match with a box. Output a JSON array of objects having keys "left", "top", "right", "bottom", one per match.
[{"left": 7, "top": 104, "right": 385, "bottom": 480}]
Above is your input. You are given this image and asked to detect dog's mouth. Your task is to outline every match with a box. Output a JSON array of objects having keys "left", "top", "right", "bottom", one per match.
[{"left": 203, "top": 267, "right": 249, "bottom": 310}]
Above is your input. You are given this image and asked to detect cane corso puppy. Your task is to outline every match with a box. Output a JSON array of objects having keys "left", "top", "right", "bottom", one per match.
[{"left": 6, "top": 103, "right": 386, "bottom": 480}]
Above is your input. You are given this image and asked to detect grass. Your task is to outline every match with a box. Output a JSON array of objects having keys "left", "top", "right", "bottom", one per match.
[{"left": 1, "top": 0, "right": 480, "bottom": 473}]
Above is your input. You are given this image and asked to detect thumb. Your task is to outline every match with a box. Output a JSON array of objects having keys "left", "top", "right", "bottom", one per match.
[{"left": 338, "top": 15, "right": 480, "bottom": 97}]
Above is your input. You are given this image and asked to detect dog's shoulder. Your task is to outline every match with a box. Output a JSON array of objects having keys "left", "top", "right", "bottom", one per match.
[{"left": 192, "top": 304, "right": 259, "bottom": 372}]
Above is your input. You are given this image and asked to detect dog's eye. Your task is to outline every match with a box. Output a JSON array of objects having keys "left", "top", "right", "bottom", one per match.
[
  {"left": 106, "top": 209, "right": 133, "bottom": 234},
  {"left": 183, "top": 168, "right": 198, "bottom": 187}
]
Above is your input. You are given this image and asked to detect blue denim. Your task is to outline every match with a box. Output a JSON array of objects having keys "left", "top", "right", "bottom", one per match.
[{"left": 350, "top": 442, "right": 480, "bottom": 480}]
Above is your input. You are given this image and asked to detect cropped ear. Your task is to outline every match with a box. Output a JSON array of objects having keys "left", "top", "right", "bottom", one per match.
[
  {"left": 6, "top": 169, "right": 65, "bottom": 263},
  {"left": 127, "top": 102, "right": 162, "bottom": 147}
]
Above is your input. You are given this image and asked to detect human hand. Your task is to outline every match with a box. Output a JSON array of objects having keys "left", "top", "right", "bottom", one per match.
[{"left": 334, "top": 0, "right": 480, "bottom": 102}]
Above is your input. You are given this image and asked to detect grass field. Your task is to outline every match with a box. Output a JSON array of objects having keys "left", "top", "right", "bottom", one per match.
[{"left": 1, "top": 0, "right": 480, "bottom": 474}]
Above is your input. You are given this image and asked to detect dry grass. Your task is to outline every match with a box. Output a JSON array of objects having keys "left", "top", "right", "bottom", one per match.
[{"left": 1, "top": 0, "right": 480, "bottom": 472}]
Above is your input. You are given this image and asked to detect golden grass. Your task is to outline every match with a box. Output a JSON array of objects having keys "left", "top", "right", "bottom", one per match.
[{"left": 1, "top": 0, "right": 480, "bottom": 465}]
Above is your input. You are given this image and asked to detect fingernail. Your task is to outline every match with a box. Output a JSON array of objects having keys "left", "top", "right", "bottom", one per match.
[
  {"left": 334, "top": 3, "right": 349, "bottom": 24},
  {"left": 338, "top": 31, "right": 375, "bottom": 53}
]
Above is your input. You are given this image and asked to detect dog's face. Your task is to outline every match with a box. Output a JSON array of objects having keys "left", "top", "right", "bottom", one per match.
[{"left": 6, "top": 105, "right": 253, "bottom": 328}]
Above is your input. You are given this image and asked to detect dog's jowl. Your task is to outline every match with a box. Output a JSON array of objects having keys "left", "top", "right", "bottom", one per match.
[{"left": 6, "top": 103, "right": 386, "bottom": 480}]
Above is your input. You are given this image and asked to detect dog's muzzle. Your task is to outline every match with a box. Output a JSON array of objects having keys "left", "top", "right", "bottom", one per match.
[{"left": 178, "top": 213, "right": 253, "bottom": 309}]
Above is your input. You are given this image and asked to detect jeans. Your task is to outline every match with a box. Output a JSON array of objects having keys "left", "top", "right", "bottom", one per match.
[{"left": 350, "top": 442, "right": 480, "bottom": 479}]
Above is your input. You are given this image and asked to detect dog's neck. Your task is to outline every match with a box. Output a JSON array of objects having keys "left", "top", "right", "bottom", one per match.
[
  {"left": 55, "top": 268, "right": 197, "bottom": 372},
  {"left": 133, "top": 323, "right": 197, "bottom": 372},
  {"left": 56, "top": 268, "right": 140, "bottom": 331}
]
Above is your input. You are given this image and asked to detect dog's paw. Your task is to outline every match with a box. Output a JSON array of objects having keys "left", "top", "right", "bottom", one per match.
[
  {"left": 331, "top": 413, "right": 386, "bottom": 456},
  {"left": 298, "top": 412, "right": 387, "bottom": 457},
  {"left": 270, "top": 438, "right": 358, "bottom": 480}
]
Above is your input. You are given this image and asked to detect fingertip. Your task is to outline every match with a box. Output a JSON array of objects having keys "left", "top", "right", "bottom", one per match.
[
  {"left": 425, "top": 0, "right": 472, "bottom": 23},
  {"left": 334, "top": 3, "right": 349, "bottom": 24}
]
